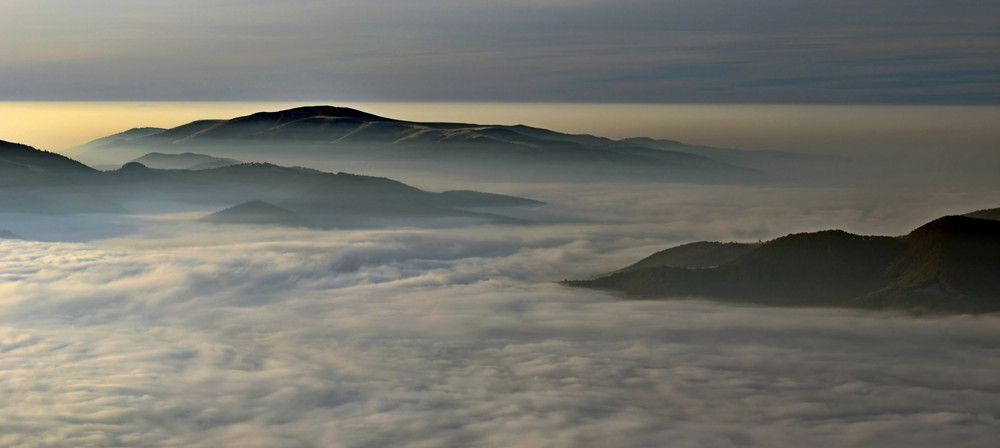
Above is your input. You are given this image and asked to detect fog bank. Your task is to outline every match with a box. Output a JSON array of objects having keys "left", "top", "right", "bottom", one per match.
[{"left": 1, "top": 213, "right": 998, "bottom": 446}]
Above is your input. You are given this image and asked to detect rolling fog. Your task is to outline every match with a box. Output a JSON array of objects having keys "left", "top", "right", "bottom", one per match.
[
  {"left": 3, "top": 175, "right": 1000, "bottom": 446},
  {"left": 2, "top": 104, "right": 1000, "bottom": 446}
]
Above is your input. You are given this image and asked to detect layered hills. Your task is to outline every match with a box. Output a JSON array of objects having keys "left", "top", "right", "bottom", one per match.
[
  {"left": 566, "top": 211, "right": 1000, "bottom": 314},
  {"left": 68, "top": 105, "right": 834, "bottom": 184},
  {"left": 0, "top": 139, "right": 543, "bottom": 228}
]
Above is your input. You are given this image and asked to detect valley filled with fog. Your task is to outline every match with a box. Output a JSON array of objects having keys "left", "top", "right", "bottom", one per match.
[{"left": 2, "top": 105, "right": 1000, "bottom": 447}]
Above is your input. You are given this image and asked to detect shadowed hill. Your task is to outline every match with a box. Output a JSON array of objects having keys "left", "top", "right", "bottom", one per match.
[
  {"left": 0, "top": 139, "right": 544, "bottom": 226},
  {"left": 1, "top": 140, "right": 95, "bottom": 175},
  {"left": 567, "top": 212, "right": 1000, "bottom": 314},
  {"left": 202, "top": 200, "right": 311, "bottom": 228},
  {"left": 1, "top": 140, "right": 98, "bottom": 192},
  {"left": 850, "top": 216, "right": 1000, "bottom": 313},
  {"left": 132, "top": 152, "right": 241, "bottom": 170}
]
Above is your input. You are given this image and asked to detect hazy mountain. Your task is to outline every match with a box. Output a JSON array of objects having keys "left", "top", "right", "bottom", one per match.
[
  {"left": 202, "top": 200, "right": 311, "bottom": 227},
  {"left": 0, "top": 140, "right": 117, "bottom": 213},
  {"left": 566, "top": 212, "right": 1000, "bottom": 314},
  {"left": 621, "top": 137, "right": 841, "bottom": 167},
  {"left": 621, "top": 137, "right": 848, "bottom": 184},
  {"left": 1, "top": 139, "right": 95, "bottom": 183},
  {"left": 70, "top": 105, "right": 787, "bottom": 183},
  {"left": 0, "top": 140, "right": 542, "bottom": 226},
  {"left": 0, "top": 229, "right": 24, "bottom": 240},
  {"left": 132, "top": 152, "right": 242, "bottom": 170}
]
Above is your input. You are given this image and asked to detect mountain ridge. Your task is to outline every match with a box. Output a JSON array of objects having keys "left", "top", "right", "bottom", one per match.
[
  {"left": 566, "top": 212, "right": 1000, "bottom": 314},
  {"left": 64, "top": 105, "right": 839, "bottom": 184},
  {"left": 0, "top": 138, "right": 544, "bottom": 227}
]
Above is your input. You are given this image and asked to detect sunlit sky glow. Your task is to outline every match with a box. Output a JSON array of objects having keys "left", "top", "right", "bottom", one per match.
[
  {"left": 1, "top": 0, "right": 998, "bottom": 104},
  {"left": 3, "top": 102, "right": 1000, "bottom": 156}
]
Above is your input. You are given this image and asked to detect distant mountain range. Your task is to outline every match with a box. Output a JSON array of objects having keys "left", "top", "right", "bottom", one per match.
[
  {"left": 566, "top": 209, "right": 1000, "bottom": 314},
  {"left": 0, "top": 139, "right": 543, "bottom": 227},
  {"left": 67, "top": 105, "right": 838, "bottom": 184}
]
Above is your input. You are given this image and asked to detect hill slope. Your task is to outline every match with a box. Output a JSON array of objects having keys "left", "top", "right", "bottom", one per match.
[
  {"left": 0, "top": 138, "right": 543, "bottom": 226},
  {"left": 132, "top": 152, "right": 241, "bottom": 170},
  {"left": 566, "top": 212, "right": 1000, "bottom": 313},
  {"left": 964, "top": 207, "right": 1000, "bottom": 221},
  {"left": 1, "top": 139, "right": 95, "bottom": 180},
  {"left": 615, "top": 241, "right": 758, "bottom": 272},
  {"left": 202, "top": 200, "right": 311, "bottom": 227}
]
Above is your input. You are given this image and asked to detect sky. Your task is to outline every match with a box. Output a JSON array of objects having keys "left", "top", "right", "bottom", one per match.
[{"left": 1, "top": 0, "right": 999, "bottom": 104}]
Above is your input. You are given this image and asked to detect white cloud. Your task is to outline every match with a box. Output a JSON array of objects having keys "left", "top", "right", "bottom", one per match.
[
  {"left": 1, "top": 205, "right": 998, "bottom": 447},
  {"left": 0, "top": 165, "right": 997, "bottom": 446}
]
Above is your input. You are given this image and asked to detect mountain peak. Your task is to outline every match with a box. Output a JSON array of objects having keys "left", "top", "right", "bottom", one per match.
[
  {"left": 202, "top": 200, "right": 311, "bottom": 228},
  {"left": 242, "top": 105, "right": 395, "bottom": 123},
  {"left": 118, "top": 161, "right": 151, "bottom": 171}
]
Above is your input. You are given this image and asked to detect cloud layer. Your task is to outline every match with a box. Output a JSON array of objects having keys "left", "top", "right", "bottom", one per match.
[
  {"left": 1, "top": 211, "right": 999, "bottom": 446},
  {"left": 1, "top": 0, "right": 998, "bottom": 103}
]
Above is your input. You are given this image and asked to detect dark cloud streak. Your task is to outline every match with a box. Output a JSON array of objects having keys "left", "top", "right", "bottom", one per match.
[{"left": 1, "top": 0, "right": 998, "bottom": 103}]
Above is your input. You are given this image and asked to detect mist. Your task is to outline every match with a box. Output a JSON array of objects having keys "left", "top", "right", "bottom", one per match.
[{"left": 2, "top": 217, "right": 999, "bottom": 447}]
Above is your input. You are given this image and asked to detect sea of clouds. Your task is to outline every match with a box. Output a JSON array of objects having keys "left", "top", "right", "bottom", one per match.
[{"left": 1, "top": 181, "right": 999, "bottom": 447}]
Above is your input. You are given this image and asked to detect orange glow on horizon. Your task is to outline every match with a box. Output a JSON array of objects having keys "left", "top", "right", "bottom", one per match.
[{"left": 2, "top": 102, "right": 999, "bottom": 157}]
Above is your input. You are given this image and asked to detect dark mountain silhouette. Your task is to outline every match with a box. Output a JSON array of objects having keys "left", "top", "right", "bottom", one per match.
[
  {"left": 1, "top": 139, "right": 95, "bottom": 181},
  {"left": 850, "top": 216, "right": 1000, "bottom": 313},
  {"left": 202, "top": 200, "right": 311, "bottom": 227},
  {"left": 0, "top": 140, "right": 542, "bottom": 226},
  {"left": 132, "top": 152, "right": 241, "bottom": 170},
  {"left": 566, "top": 212, "right": 1000, "bottom": 314},
  {"left": 69, "top": 105, "right": 813, "bottom": 184}
]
